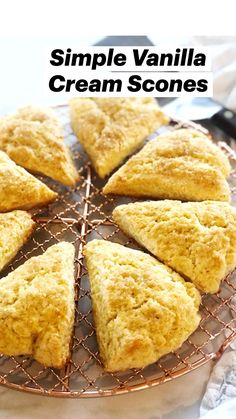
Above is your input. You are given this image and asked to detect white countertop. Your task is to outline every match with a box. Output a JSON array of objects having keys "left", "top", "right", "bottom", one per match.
[{"left": 0, "top": 361, "right": 212, "bottom": 419}]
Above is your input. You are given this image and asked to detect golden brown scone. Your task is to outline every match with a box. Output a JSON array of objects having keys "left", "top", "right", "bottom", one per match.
[
  {"left": 0, "top": 242, "right": 75, "bottom": 369},
  {"left": 0, "top": 210, "right": 35, "bottom": 272},
  {"left": 84, "top": 240, "right": 201, "bottom": 372},
  {"left": 69, "top": 97, "right": 169, "bottom": 178},
  {"left": 113, "top": 200, "right": 236, "bottom": 293},
  {"left": 15, "top": 105, "right": 62, "bottom": 128},
  {"left": 0, "top": 151, "right": 57, "bottom": 212},
  {"left": 103, "top": 128, "right": 231, "bottom": 202},
  {"left": 0, "top": 106, "right": 79, "bottom": 186}
]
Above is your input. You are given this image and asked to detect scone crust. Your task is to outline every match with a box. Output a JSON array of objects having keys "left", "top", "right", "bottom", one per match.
[
  {"left": 84, "top": 239, "right": 200, "bottom": 372},
  {"left": 103, "top": 128, "right": 231, "bottom": 202},
  {"left": 69, "top": 97, "right": 169, "bottom": 178},
  {"left": 0, "top": 210, "right": 35, "bottom": 271},
  {"left": 0, "top": 151, "right": 57, "bottom": 212},
  {"left": 0, "top": 106, "right": 79, "bottom": 186},
  {"left": 113, "top": 200, "right": 236, "bottom": 293},
  {"left": 0, "top": 242, "right": 75, "bottom": 369}
]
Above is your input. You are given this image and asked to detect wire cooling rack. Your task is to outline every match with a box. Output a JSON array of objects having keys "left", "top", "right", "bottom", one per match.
[{"left": 0, "top": 104, "right": 236, "bottom": 398}]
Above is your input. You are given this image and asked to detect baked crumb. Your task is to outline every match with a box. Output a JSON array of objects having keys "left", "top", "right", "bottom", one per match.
[
  {"left": 103, "top": 128, "right": 231, "bottom": 202},
  {"left": 84, "top": 239, "right": 200, "bottom": 372},
  {"left": 0, "top": 106, "right": 79, "bottom": 186},
  {"left": 0, "top": 150, "right": 57, "bottom": 212},
  {"left": 0, "top": 242, "right": 75, "bottom": 368},
  {"left": 0, "top": 210, "right": 35, "bottom": 271},
  {"left": 113, "top": 200, "right": 236, "bottom": 293},
  {"left": 69, "top": 97, "right": 169, "bottom": 178}
]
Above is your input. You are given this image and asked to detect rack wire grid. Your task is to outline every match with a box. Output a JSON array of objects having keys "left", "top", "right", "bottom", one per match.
[{"left": 0, "top": 104, "right": 236, "bottom": 398}]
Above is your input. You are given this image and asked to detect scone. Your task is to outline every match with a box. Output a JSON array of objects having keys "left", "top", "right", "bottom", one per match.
[
  {"left": 14, "top": 105, "right": 63, "bottom": 129},
  {"left": 103, "top": 128, "right": 231, "bottom": 202},
  {"left": 113, "top": 200, "right": 236, "bottom": 293},
  {"left": 0, "top": 242, "right": 75, "bottom": 368},
  {"left": 0, "top": 150, "right": 57, "bottom": 212},
  {"left": 0, "top": 210, "right": 35, "bottom": 271},
  {"left": 69, "top": 98, "right": 169, "bottom": 178},
  {"left": 0, "top": 106, "right": 79, "bottom": 186},
  {"left": 84, "top": 240, "right": 201, "bottom": 372}
]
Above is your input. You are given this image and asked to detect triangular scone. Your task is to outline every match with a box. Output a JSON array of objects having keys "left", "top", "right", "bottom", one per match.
[
  {"left": 69, "top": 98, "right": 169, "bottom": 178},
  {"left": 84, "top": 240, "right": 200, "bottom": 372},
  {"left": 113, "top": 200, "right": 236, "bottom": 293},
  {"left": 0, "top": 106, "right": 79, "bottom": 186},
  {"left": 103, "top": 128, "right": 231, "bottom": 202},
  {"left": 0, "top": 210, "right": 35, "bottom": 271},
  {"left": 0, "top": 242, "right": 75, "bottom": 368},
  {"left": 0, "top": 151, "right": 57, "bottom": 212}
]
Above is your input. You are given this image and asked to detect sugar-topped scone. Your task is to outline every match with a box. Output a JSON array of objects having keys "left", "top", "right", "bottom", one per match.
[
  {"left": 84, "top": 240, "right": 200, "bottom": 372},
  {"left": 103, "top": 128, "right": 231, "bottom": 202},
  {"left": 0, "top": 210, "right": 35, "bottom": 272},
  {"left": 0, "top": 106, "right": 79, "bottom": 186},
  {"left": 113, "top": 200, "right": 236, "bottom": 293},
  {"left": 0, "top": 242, "right": 75, "bottom": 368},
  {"left": 0, "top": 151, "right": 57, "bottom": 212},
  {"left": 69, "top": 98, "right": 169, "bottom": 178}
]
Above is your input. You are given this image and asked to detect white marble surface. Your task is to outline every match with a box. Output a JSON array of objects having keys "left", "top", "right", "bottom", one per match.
[{"left": 0, "top": 361, "right": 213, "bottom": 419}]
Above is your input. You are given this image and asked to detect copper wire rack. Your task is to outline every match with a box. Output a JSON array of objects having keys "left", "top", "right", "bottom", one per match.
[{"left": 0, "top": 104, "right": 236, "bottom": 398}]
